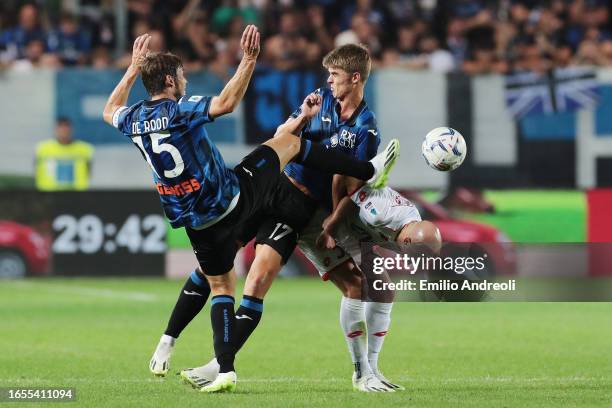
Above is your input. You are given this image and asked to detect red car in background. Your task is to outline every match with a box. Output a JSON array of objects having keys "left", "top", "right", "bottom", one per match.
[
  {"left": 0, "top": 221, "right": 51, "bottom": 278},
  {"left": 240, "top": 191, "right": 516, "bottom": 277},
  {"left": 401, "top": 190, "right": 516, "bottom": 276}
]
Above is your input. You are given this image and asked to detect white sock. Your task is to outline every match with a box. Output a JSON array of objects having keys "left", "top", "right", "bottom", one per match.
[
  {"left": 160, "top": 334, "right": 176, "bottom": 346},
  {"left": 365, "top": 301, "right": 393, "bottom": 374},
  {"left": 340, "top": 296, "right": 371, "bottom": 378}
]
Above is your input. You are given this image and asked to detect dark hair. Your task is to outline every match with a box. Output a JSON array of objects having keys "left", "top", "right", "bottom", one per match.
[
  {"left": 322, "top": 44, "right": 372, "bottom": 83},
  {"left": 139, "top": 52, "right": 183, "bottom": 96},
  {"left": 56, "top": 117, "right": 71, "bottom": 126}
]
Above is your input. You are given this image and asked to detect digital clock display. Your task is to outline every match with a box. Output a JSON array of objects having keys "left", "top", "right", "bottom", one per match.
[
  {"left": 52, "top": 214, "right": 166, "bottom": 254},
  {"left": 48, "top": 191, "right": 167, "bottom": 276}
]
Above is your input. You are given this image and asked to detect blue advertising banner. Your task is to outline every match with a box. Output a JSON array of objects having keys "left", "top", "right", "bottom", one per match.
[{"left": 243, "top": 68, "right": 324, "bottom": 144}]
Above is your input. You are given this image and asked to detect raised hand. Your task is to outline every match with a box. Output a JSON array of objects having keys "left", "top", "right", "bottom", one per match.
[
  {"left": 131, "top": 33, "right": 151, "bottom": 69},
  {"left": 241, "top": 24, "right": 260, "bottom": 60},
  {"left": 300, "top": 92, "right": 322, "bottom": 118}
]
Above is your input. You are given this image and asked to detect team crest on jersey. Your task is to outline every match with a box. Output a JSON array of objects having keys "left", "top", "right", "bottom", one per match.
[
  {"left": 358, "top": 191, "right": 368, "bottom": 202},
  {"left": 392, "top": 194, "right": 413, "bottom": 207},
  {"left": 330, "top": 134, "right": 339, "bottom": 148},
  {"left": 370, "top": 208, "right": 377, "bottom": 215},
  {"left": 339, "top": 129, "right": 356, "bottom": 148}
]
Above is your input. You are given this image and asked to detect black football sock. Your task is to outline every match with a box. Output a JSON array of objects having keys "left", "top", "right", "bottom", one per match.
[
  {"left": 164, "top": 270, "right": 211, "bottom": 338},
  {"left": 233, "top": 295, "right": 263, "bottom": 353},
  {"left": 210, "top": 295, "right": 236, "bottom": 373},
  {"left": 296, "top": 139, "right": 375, "bottom": 180}
]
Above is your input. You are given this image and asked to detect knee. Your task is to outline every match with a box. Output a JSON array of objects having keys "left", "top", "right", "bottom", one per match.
[
  {"left": 331, "top": 268, "right": 363, "bottom": 299},
  {"left": 244, "top": 271, "right": 271, "bottom": 299},
  {"left": 244, "top": 249, "right": 281, "bottom": 297},
  {"left": 344, "top": 274, "right": 363, "bottom": 299},
  {"left": 206, "top": 272, "right": 236, "bottom": 295},
  {"left": 275, "top": 131, "right": 301, "bottom": 155}
]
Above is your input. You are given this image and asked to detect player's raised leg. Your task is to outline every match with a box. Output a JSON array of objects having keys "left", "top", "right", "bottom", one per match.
[
  {"left": 149, "top": 268, "right": 211, "bottom": 376},
  {"left": 263, "top": 131, "right": 400, "bottom": 189}
]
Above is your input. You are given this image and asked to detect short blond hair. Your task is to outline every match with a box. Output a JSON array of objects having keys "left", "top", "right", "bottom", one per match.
[{"left": 322, "top": 44, "right": 371, "bottom": 83}]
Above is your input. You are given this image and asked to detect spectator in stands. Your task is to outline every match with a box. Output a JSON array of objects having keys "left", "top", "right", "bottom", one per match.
[
  {"left": 174, "top": 14, "right": 218, "bottom": 71},
  {"left": 463, "top": 46, "right": 508, "bottom": 74},
  {"left": 210, "top": 0, "right": 259, "bottom": 37},
  {"left": 446, "top": 17, "right": 469, "bottom": 68},
  {"left": 601, "top": 40, "right": 612, "bottom": 65},
  {"left": 47, "top": 12, "right": 92, "bottom": 66},
  {"left": 35, "top": 118, "right": 94, "bottom": 191},
  {"left": 91, "top": 46, "right": 112, "bottom": 69},
  {"left": 1, "top": 0, "right": 611, "bottom": 72},
  {"left": 397, "top": 23, "right": 420, "bottom": 60},
  {"left": 553, "top": 43, "right": 575, "bottom": 67},
  {"left": 115, "top": 23, "right": 165, "bottom": 68},
  {"left": 338, "top": 0, "right": 387, "bottom": 32},
  {"left": 0, "top": 3, "right": 46, "bottom": 62},
  {"left": 11, "top": 39, "right": 60, "bottom": 71},
  {"left": 514, "top": 37, "right": 551, "bottom": 73},
  {"left": 335, "top": 12, "right": 381, "bottom": 57},
  {"left": 304, "top": 4, "right": 334, "bottom": 55},
  {"left": 575, "top": 37, "right": 608, "bottom": 65},
  {"left": 421, "top": 34, "right": 456, "bottom": 72},
  {"left": 263, "top": 9, "right": 320, "bottom": 70}
]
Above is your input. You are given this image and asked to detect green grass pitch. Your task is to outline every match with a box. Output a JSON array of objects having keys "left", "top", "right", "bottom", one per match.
[{"left": 1, "top": 278, "right": 610, "bottom": 407}]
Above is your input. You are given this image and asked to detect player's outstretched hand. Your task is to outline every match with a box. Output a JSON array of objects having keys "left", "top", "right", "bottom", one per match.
[
  {"left": 241, "top": 24, "right": 260, "bottom": 60},
  {"left": 131, "top": 33, "right": 151, "bottom": 70},
  {"left": 316, "top": 230, "right": 336, "bottom": 250},
  {"left": 300, "top": 92, "right": 322, "bottom": 118}
]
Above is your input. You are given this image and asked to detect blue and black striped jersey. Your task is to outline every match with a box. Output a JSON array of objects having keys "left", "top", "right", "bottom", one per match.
[
  {"left": 284, "top": 87, "right": 381, "bottom": 209},
  {"left": 113, "top": 95, "right": 240, "bottom": 229}
]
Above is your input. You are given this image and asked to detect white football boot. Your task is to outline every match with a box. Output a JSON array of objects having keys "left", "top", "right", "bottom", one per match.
[
  {"left": 352, "top": 372, "right": 395, "bottom": 392},
  {"left": 374, "top": 370, "right": 405, "bottom": 391},
  {"left": 180, "top": 358, "right": 220, "bottom": 389},
  {"left": 149, "top": 335, "right": 175, "bottom": 377}
]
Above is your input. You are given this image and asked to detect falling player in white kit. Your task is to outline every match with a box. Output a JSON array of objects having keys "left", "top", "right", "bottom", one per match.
[{"left": 309, "top": 175, "right": 442, "bottom": 391}]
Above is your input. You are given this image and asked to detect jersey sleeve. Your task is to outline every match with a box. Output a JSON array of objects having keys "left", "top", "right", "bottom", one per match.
[
  {"left": 112, "top": 106, "right": 129, "bottom": 131},
  {"left": 354, "top": 124, "right": 381, "bottom": 161},
  {"left": 350, "top": 185, "right": 371, "bottom": 206},
  {"left": 178, "top": 95, "right": 214, "bottom": 128}
]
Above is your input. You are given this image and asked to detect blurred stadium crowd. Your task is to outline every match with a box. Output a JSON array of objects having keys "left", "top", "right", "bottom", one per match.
[{"left": 0, "top": 0, "right": 611, "bottom": 75}]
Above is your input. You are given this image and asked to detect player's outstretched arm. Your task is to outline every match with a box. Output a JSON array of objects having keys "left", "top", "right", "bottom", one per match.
[
  {"left": 208, "top": 25, "right": 260, "bottom": 118},
  {"left": 102, "top": 34, "right": 151, "bottom": 126}
]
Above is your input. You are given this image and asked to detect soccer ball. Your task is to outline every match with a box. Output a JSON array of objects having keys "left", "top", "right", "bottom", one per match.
[{"left": 421, "top": 127, "right": 467, "bottom": 171}]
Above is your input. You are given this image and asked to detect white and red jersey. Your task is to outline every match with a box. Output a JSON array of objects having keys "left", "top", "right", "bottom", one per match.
[
  {"left": 297, "top": 186, "right": 422, "bottom": 277},
  {"left": 348, "top": 185, "right": 421, "bottom": 243}
]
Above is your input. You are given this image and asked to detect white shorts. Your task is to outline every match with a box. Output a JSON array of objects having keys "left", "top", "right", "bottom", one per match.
[{"left": 297, "top": 208, "right": 359, "bottom": 280}]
